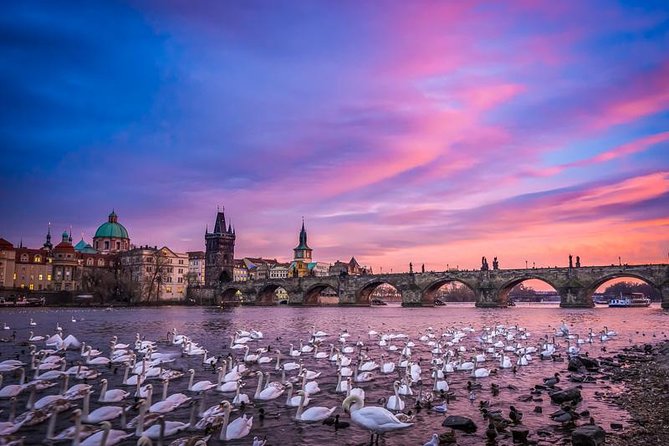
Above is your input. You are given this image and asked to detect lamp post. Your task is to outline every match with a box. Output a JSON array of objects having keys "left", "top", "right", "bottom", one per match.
[
  {"left": 618, "top": 256, "right": 622, "bottom": 267},
  {"left": 525, "top": 260, "right": 528, "bottom": 269}
]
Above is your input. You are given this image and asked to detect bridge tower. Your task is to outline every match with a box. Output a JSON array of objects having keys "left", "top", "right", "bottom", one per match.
[{"left": 205, "top": 209, "right": 235, "bottom": 286}]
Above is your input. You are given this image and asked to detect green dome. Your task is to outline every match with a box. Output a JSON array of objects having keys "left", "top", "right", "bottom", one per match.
[
  {"left": 95, "top": 222, "right": 129, "bottom": 239},
  {"left": 94, "top": 211, "right": 129, "bottom": 239}
]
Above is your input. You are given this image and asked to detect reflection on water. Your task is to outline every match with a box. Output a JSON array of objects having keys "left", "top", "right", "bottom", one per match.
[{"left": 0, "top": 305, "right": 666, "bottom": 445}]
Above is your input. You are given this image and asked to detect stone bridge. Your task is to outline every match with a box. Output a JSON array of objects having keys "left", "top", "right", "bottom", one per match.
[{"left": 212, "top": 264, "right": 669, "bottom": 308}]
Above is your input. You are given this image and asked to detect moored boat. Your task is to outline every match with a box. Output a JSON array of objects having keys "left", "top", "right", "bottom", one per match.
[{"left": 609, "top": 292, "right": 651, "bottom": 308}]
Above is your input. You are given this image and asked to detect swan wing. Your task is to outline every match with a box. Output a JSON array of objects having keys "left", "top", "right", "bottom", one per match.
[
  {"left": 353, "top": 407, "right": 412, "bottom": 431},
  {"left": 301, "top": 406, "right": 336, "bottom": 421}
]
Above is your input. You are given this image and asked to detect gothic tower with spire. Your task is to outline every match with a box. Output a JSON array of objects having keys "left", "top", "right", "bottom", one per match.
[
  {"left": 293, "top": 218, "right": 312, "bottom": 263},
  {"left": 205, "top": 209, "right": 236, "bottom": 286}
]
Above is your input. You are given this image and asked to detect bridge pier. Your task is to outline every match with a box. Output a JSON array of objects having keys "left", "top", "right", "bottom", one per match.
[
  {"left": 661, "top": 283, "right": 669, "bottom": 310},
  {"left": 474, "top": 287, "right": 506, "bottom": 308},
  {"left": 558, "top": 286, "right": 594, "bottom": 308}
]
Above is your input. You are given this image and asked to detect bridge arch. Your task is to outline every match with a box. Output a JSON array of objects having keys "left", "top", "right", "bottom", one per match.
[
  {"left": 497, "top": 276, "right": 561, "bottom": 306},
  {"left": 220, "top": 287, "right": 244, "bottom": 305},
  {"left": 256, "top": 283, "right": 289, "bottom": 305},
  {"left": 357, "top": 280, "right": 402, "bottom": 306},
  {"left": 304, "top": 283, "right": 339, "bottom": 305},
  {"left": 422, "top": 278, "right": 477, "bottom": 305},
  {"left": 585, "top": 272, "right": 661, "bottom": 303}
]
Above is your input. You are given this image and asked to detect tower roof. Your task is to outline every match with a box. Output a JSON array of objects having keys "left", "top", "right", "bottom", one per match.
[
  {"left": 211, "top": 210, "right": 234, "bottom": 235},
  {"left": 294, "top": 219, "right": 311, "bottom": 250}
]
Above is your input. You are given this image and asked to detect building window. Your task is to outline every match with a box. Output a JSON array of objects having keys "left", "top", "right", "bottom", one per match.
[
  {"left": 178, "top": 268, "right": 183, "bottom": 274},
  {"left": 146, "top": 266, "right": 152, "bottom": 272},
  {"left": 47, "top": 274, "right": 52, "bottom": 281},
  {"left": 38, "top": 274, "right": 43, "bottom": 281},
  {"left": 178, "top": 259, "right": 184, "bottom": 265},
  {"left": 13, "top": 273, "right": 16, "bottom": 280},
  {"left": 98, "top": 259, "right": 104, "bottom": 267},
  {"left": 38, "top": 284, "right": 42, "bottom": 290},
  {"left": 34, "top": 255, "right": 41, "bottom": 263},
  {"left": 20, "top": 254, "right": 29, "bottom": 262},
  {"left": 177, "top": 277, "right": 183, "bottom": 283},
  {"left": 96, "top": 241, "right": 99, "bottom": 249},
  {"left": 104, "top": 241, "right": 110, "bottom": 250},
  {"left": 165, "top": 286, "right": 172, "bottom": 293},
  {"left": 29, "top": 283, "right": 34, "bottom": 290},
  {"left": 116, "top": 242, "right": 120, "bottom": 250},
  {"left": 87, "top": 258, "right": 94, "bottom": 266}
]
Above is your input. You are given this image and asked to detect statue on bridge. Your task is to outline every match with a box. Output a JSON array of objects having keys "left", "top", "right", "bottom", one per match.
[
  {"left": 576, "top": 256, "right": 581, "bottom": 268},
  {"left": 569, "top": 254, "right": 573, "bottom": 269},
  {"left": 492, "top": 257, "right": 499, "bottom": 270},
  {"left": 409, "top": 262, "right": 413, "bottom": 274},
  {"left": 481, "top": 256, "right": 489, "bottom": 271},
  {"left": 421, "top": 264, "right": 425, "bottom": 273}
]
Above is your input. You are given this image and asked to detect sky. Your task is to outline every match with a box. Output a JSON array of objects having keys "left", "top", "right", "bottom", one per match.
[{"left": 1, "top": 0, "right": 669, "bottom": 274}]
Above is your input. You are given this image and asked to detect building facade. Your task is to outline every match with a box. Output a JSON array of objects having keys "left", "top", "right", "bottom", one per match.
[
  {"left": 187, "top": 251, "right": 206, "bottom": 286},
  {"left": 205, "top": 210, "right": 235, "bottom": 286}
]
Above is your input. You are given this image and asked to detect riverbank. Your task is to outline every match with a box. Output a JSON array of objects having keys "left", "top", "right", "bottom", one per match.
[{"left": 605, "top": 341, "right": 669, "bottom": 445}]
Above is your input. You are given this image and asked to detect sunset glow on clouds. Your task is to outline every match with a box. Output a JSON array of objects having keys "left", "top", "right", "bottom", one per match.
[{"left": 1, "top": 0, "right": 668, "bottom": 272}]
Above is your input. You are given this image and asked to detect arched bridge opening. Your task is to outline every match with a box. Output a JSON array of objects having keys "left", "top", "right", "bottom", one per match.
[
  {"left": 587, "top": 273, "right": 661, "bottom": 306},
  {"left": 422, "top": 279, "right": 477, "bottom": 306},
  {"left": 304, "top": 284, "right": 339, "bottom": 305},
  {"left": 256, "top": 284, "right": 288, "bottom": 306},
  {"left": 357, "top": 281, "right": 402, "bottom": 306},
  {"left": 220, "top": 287, "right": 244, "bottom": 305},
  {"left": 498, "top": 277, "right": 561, "bottom": 306}
]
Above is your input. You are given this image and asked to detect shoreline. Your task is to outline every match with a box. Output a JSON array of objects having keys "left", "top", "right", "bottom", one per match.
[{"left": 604, "top": 340, "right": 669, "bottom": 445}]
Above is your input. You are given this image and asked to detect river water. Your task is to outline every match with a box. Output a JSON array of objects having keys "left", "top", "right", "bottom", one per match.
[{"left": 0, "top": 304, "right": 667, "bottom": 445}]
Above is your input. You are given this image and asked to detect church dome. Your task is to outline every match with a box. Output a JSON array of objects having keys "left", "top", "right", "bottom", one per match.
[{"left": 94, "top": 211, "right": 129, "bottom": 239}]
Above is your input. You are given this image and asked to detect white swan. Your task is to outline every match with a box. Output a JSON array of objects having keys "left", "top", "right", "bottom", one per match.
[
  {"left": 285, "top": 382, "right": 310, "bottom": 407},
  {"left": 187, "top": 369, "right": 216, "bottom": 392},
  {"left": 472, "top": 358, "right": 490, "bottom": 378},
  {"left": 218, "top": 401, "right": 253, "bottom": 441},
  {"left": 300, "top": 372, "right": 321, "bottom": 395},
  {"left": 46, "top": 408, "right": 99, "bottom": 442},
  {"left": 386, "top": 381, "right": 404, "bottom": 411},
  {"left": 295, "top": 390, "right": 336, "bottom": 422},
  {"left": 254, "top": 371, "right": 284, "bottom": 400},
  {"left": 232, "top": 380, "right": 249, "bottom": 406},
  {"left": 432, "top": 369, "right": 449, "bottom": 392},
  {"left": 79, "top": 420, "right": 132, "bottom": 446},
  {"left": 343, "top": 395, "right": 412, "bottom": 443},
  {"left": 0, "top": 369, "right": 25, "bottom": 398},
  {"left": 82, "top": 389, "right": 123, "bottom": 423},
  {"left": 134, "top": 400, "right": 193, "bottom": 439},
  {"left": 216, "top": 367, "right": 237, "bottom": 393}
]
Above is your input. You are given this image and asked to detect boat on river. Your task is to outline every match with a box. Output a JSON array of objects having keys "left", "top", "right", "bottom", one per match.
[
  {"left": 608, "top": 292, "right": 651, "bottom": 308},
  {"left": 371, "top": 298, "right": 388, "bottom": 306}
]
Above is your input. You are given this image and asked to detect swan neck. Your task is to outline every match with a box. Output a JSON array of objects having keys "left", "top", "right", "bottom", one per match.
[
  {"left": 254, "top": 374, "right": 263, "bottom": 398},
  {"left": 99, "top": 380, "right": 108, "bottom": 402},
  {"left": 135, "top": 402, "right": 146, "bottom": 437},
  {"left": 219, "top": 405, "right": 231, "bottom": 441},
  {"left": 72, "top": 413, "right": 82, "bottom": 446}
]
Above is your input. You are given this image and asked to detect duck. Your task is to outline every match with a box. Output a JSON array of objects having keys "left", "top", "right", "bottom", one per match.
[
  {"left": 342, "top": 395, "right": 412, "bottom": 445},
  {"left": 543, "top": 372, "right": 560, "bottom": 387},
  {"left": 509, "top": 405, "right": 523, "bottom": 424},
  {"left": 294, "top": 390, "right": 336, "bottom": 422}
]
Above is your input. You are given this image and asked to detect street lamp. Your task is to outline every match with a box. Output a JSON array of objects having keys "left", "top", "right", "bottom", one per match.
[
  {"left": 525, "top": 260, "right": 528, "bottom": 269},
  {"left": 618, "top": 256, "right": 622, "bottom": 266}
]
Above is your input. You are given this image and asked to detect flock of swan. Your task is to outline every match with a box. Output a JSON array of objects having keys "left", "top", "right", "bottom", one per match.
[{"left": 0, "top": 315, "right": 624, "bottom": 445}]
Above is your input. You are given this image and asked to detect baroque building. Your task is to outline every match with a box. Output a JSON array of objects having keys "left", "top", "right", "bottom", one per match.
[
  {"left": 205, "top": 210, "right": 235, "bottom": 286},
  {"left": 93, "top": 211, "right": 130, "bottom": 254}
]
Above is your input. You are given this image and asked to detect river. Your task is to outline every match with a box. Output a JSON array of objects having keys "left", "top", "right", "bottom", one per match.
[{"left": 0, "top": 304, "right": 667, "bottom": 445}]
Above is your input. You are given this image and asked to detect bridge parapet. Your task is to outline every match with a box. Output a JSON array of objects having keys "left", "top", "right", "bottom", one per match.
[{"left": 206, "top": 263, "right": 668, "bottom": 308}]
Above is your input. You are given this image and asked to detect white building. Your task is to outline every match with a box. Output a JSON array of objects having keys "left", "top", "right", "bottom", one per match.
[{"left": 187, "top": 251, "right": 205, "bottom": 286}]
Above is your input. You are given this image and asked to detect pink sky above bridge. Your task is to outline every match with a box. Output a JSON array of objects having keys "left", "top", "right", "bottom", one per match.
[{"left": 1, "top": 1, "right": 668, "bottom": 274}]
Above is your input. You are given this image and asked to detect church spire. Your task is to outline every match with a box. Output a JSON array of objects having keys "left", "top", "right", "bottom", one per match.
[{"left": 43, "top": 222, "right": 53, "bottom": 250}]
